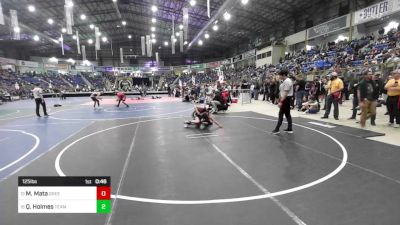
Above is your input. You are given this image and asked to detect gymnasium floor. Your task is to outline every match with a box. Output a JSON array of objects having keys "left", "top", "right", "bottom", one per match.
[{"left": 0, "top": 96, "right": 400, "bottom": 225}]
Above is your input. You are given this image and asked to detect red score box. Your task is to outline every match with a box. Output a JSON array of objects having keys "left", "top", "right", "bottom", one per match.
[{"left": 97, "top": 186, "right": 111, "bottom": 200}]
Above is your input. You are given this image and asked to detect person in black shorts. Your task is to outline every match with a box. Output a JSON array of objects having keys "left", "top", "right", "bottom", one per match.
[
  {"left": 90, "top": 91, "right": 102, "bottom": 108},
  {"left": 272, "top": 69, "right": 294, "bottom": 134}
]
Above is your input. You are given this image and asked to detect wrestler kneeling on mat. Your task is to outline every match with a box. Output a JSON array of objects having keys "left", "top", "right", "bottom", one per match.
[
  {"left": 185, "top": 104, "right": 223, "bottom": 128},
  {"left": 116, "top": 91, "right": 129, "bottom": 107}
]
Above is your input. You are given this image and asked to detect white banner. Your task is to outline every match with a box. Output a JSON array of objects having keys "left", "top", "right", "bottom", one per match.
[
  {"left": 95, "top": 27, "right": 100, "bottom": 50},
  {"left": 180, "top": 30, "right": 184, "bottom": 52},
  {"left": 82, "top": 45, "right": 86, "bottom": 61},
  {"left": 354, "top": 0, "right": 400, "bottom": 25},
  {"left": 146, "top": 35, "right": 151, "bottom": 57},
  {"left": 141, "top": 36, "right": 146, "bottom": 56},
  {"left": 179, "top": 79, "right": 182, "bottom": 87},
  {"left": 172, "top": 15, "right": 175, "bottom": 37},
  {"left": 0, "top": 1, "right": 4, "bottom": 25},
  {"left": 76, "top": 30, "right": 80, "bottom": 55},
  {"left": 155, "top": 52, "right": 159, "bottom": 65},
  {"left": 17, "top": 60, "right": 39, "bottom": 68},
  {"left": 120, "top": 48, "right": 123, "bottom": 63},
  {"left": 65, "top": 0, "right": 73, "bottom": 34},
  {"left": 171, "top": 35, "right": 175, "bottom": 55},
  {"left": 10, "top": 10, "right": 19, "bottom": 40},
  {"left": 183, "top": 8, "right": 189, "bottom": 41},
  {"left": 207, "top": 0, "right": 210, "bottom": 18},
  {"left": 192, "top": 75, "right": 196, "bottom": 84},
  {"left": 60, "top": 34, "right": 64, "bottom": 55},
  {"left": 0, "top": 57, "right": 16, "bottom": 65}
]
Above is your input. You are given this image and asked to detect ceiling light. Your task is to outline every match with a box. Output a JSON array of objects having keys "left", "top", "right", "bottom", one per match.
[
  {"left": 80, "top": 14, "right": 86, "bottom": 20},
  {"left": 96, "top": 32, "right": 102, "bottom": 36},
  {"left": 151, "top": 27, "right": 156, "bottom": 32},
  {"left": 212, "top": 24, "right": 218, "bottom": 31},
  {"left": 173, "top": 38, "right": 177, "bottom": 42},
  {"left": 88, "top": 39, "right": 93, "bottom": 44},
  {"left": 102, "top": 36, "right": 107, "bottom": 42},
  {"left": 122, "top": 21, "right": 126, "bottom": 26},
  {"left": 223, "top": 12, "right": 231, "bottom": 21},
  {"left": 33, "top": 35, "right": 39, "bottom": 41},
  {"left": 61, "top": 28, "right": 67, "bottom": 33},
  {"left": 112, "top": 0, "right": 117, "bottom": 2},
  {"left": 151, "top": 18, "right": 156, "bottom": 23},
  {"left": 176, "top": 32, "right": 180, "bottom": 37},
  {"left": 184, "top": 41, "right": 188, "bottom": 45},
  {"left": 151, "top": 5, "right": 158, "bottom": 12},
  {"left": 47, "top": 18, "right": 54, "bottom": 25},
  {"left": 164, "top": 41, "right": 168, "bottom": 46},
  {"left": 198, "top": 40, "right": 203, "bottom": 45},
  {"left": 58, "top": 37, "right": 63, "bottom": 42},
  {"left": 183, "top": 14, "right": 189, "bottom": 19},
  {"left": 116, "top": 25, "right": 120, "bottom": 28},
  {"left": 151, "top": 33, "right": 156, "bottom": 38},
  {"left": 67, "top": 58, "right": 75, "bottom": 64},
  {"left": 53, "top": 39, "right": 59, "bottom": 44},
  {"left": 179, "top": 24, "right": 184, "bottom": 30},
  {"left": 189, "top": 0, "right": 196, "bottom": 6},
  {"left": 128, "top": 35, "right": 132, "bottom": 39},
  {"left": 13, "top": 27, "right": 20, "bottom": 33},
  {"left": 205, "top": 33, "right": 210, "bottom": 39},
  {"left": 72, "top": 35, "right": 77, "bottom": 40},
  {"left": 152, "top": 39, "right": 156, "bottom": 43},
  {"left": 28, "top": 5, "right": 35, "bottom": 12},
  {"left": 89, "top": 24, "right": 95, "bottom": 29},
  {"left": 66, "top": 1, "right": 74, "bottom": 7},
  {"left": 241, "top": 0, "right": 249, "bottom": 4}
]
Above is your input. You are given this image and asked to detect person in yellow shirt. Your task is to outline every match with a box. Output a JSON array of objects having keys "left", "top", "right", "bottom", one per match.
[
  {"left": 384, "top": 69, "right": 400, "bottom": 128},
  {"left": 321, "top": 72, "right": 344, "bottom": 120}
]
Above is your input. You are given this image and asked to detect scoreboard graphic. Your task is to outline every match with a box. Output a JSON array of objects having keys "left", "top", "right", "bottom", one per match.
[{"left": 18, "top": 177, "right": 111, "bottom": 214}]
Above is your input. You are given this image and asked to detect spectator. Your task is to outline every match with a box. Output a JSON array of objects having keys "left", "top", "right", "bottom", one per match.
[
  {"left": 321, "top": 72, "right": 344, "bottom": 120},
  {"left": 358, "top": 71, "right": 379, "bottom": 127},
  {"left": 384, "top": 70, "right": 400, "bottom": 128}
]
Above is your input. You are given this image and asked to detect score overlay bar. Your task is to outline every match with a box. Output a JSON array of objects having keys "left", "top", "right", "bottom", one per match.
[{"left": 18, "top": 177, "right": 111, "bottom": 213}]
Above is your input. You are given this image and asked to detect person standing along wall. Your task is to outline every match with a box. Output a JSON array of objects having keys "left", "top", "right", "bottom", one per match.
[
  {"left": 358, "top": 71, "right": 379, "bottom": 127},
  {"left": 384, "top": 70, "right": 400, "bottom": 128},
  {"left": 295, "top": 75, "right": 306, "bottom": 110},
  {"left": 321, "top": 72, "right": 344, "bottom": 120}
]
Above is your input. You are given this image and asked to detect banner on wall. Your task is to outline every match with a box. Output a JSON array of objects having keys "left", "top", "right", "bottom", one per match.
[
  {"left": 207, "top": 61, "right": 220, "bottom": 68},
  {"left": 307, "top": 15, "right": 348, "bottom": 39},
  {"left": 221, "top": 58, "right": 232, "bottom": 65},
  {"left": 17, "top": 60, "right": 39, "bottom": 68},
  {"left": 57, "top": 64, "right": 68, "bottom": 70},
  {"left": 0, "top": 57, "right": 16, "bottom": 65},
  {"left": 354, "top": 0, "right": 400, "bottom": 25},
  {"left": 190, "top": 64, "right": 204, "bottom": 69},
  {"left": 44, "top": 64, "right": 57, "bottom": 68},
  {"left": 232, "top": 55, "right": 242, "bottom": 63},
  {"left": 75, "top": 65, "right": 91, "bottom": 71},
  {"left": 242, "top": 49, "right": 256, "bottom": 59}
]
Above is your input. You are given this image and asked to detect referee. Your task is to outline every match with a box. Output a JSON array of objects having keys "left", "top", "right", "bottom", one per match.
[
  {"left": 32, "top": 83, "right": 48, "bottom": 117},
  {"left": 272, "top": 69, "right": 294, "bottom": 134}
]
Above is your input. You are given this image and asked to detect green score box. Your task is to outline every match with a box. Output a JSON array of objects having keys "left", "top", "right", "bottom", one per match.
[{"left": 97, "top": 200, "right": 111, "bottom": 214}]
